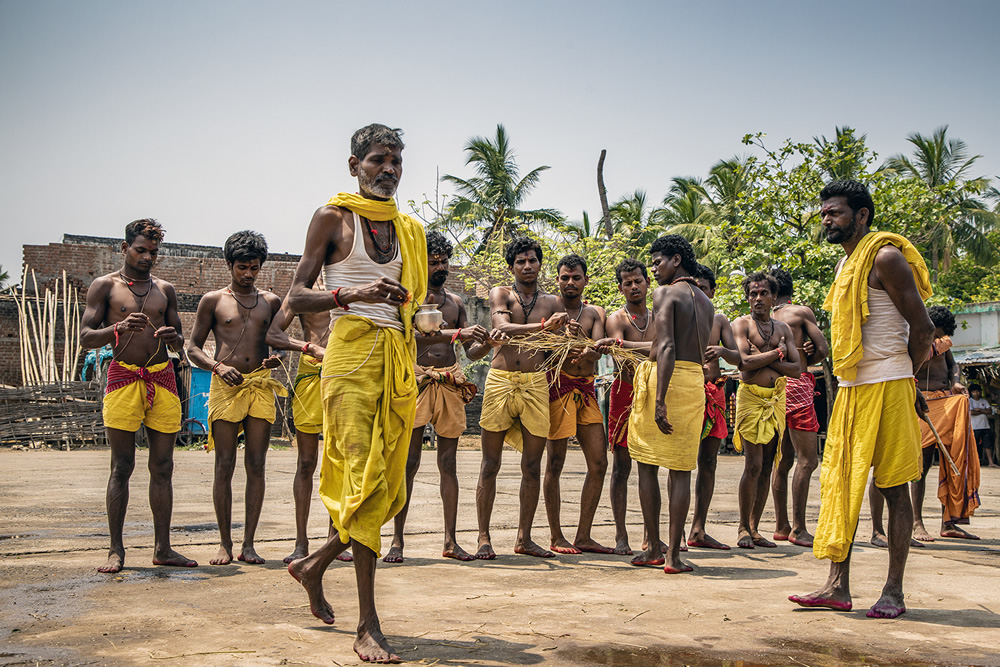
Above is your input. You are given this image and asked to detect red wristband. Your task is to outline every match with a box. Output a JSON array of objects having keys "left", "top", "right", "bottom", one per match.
[
  {"left": 114, "top": 321, "right": 121, "bottom": 347},
  {"left": 212, "top": 361, "right": 222, "bottom": 375},
  {"left": 540, "top": 317, "right": 547, "bottom": 329},
  {"left": 777, "top": 348, "right": 784, "bottom": 360},
  {"left": 301, "top": 343, "right": 310, "bottom": 354},
  {"left": 617, "top": 338, "right": 624, "bottom": 347},
  {"left": 331, "top": 287, "right": 349, "bottom": 310},
  {"left": 451, "top": 330, "right": 462, "bottom": 344}
]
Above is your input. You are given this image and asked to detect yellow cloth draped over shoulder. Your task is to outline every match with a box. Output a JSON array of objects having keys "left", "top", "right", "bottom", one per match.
[
  {"left": 813, "top": 231, "right": 932, "bottom": 563},
  {"left": 318, "top": 193, "right": 426, "bottom": 557},
  {"left": 206, "top": 368, "right": 288, "bottom": 452}
]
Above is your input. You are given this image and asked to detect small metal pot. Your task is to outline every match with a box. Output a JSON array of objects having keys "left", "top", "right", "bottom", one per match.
[{"left": 414, "top": 303, "right": 444, "bottom": 333}]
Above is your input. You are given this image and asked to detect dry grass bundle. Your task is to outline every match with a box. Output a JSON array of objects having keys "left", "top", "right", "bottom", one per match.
[{"left": 505, "top": 330, "right": 647, "bottom": 379}]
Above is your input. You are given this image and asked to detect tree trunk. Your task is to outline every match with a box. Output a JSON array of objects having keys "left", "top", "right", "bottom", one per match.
[{"left": 597, "top": 150, "right": 613, "bottom": 240}]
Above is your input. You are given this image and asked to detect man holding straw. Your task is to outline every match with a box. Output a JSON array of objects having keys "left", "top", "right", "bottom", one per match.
[
  {"left": 81, "top": 218, "right": 196, "bottom": 574},
  {"left": 790, "top": 179, "right": 934, "bottom": 619}
]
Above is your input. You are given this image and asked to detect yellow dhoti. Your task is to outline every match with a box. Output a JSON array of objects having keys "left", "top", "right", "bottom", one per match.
[
  {"left": 478, "top": 368, "right": 549, "bottom": 452},
  {"left": 102, "top": 360, "right": 181, "bottom": 434},
  {"left": 627, "top": 360, "right": 705, "bottom": 471},
  {"left": 292, "top": 354, "right": 323, "bottom": 435},
  {"left": 813, "top": 378, "right": 922, "bottom": 562},
  {"left": 319, "top": 316, "right": 417, "bottom": 556},
  {"left": 733, "top": 378, "right": 787, "bottom": 454},
  {"left": 206, "top": 368, "right": 288, "bottom": 452}
]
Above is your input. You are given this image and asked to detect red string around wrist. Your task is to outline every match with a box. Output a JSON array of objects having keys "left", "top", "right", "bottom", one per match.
[
  {"left": 617, "top": 338, "right": 624, "bottom": 347},
  {"left": 114, "top": 321, "right": 121, "bottom": 347},
  {"left": 450, "top": 330, "right": 462, "bottom": 344},
  {"left": 331, "top": 287, "right": 349, "bottom": 310},
  {"left": 301, "top": 342, "right": 310, "bottom": 354},
  {"left": 212, "top": 361, "right": 221, "bottom": 376},
  {"left": 540, "top": 317, "right": 547, "bottom": 329}
]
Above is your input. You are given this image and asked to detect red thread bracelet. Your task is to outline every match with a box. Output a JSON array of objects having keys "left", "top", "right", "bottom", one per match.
[
  {"left": 301, "top": 342, "right": 310, "bottom": 354},
  {"left": 114, "top": 321, "right": 121, "bottom": 347},
  {"left": 617, "top": 338, "right": 624, "bottom": 347},
  {"left": 451, "top": 330, "right": 462, "bottom": 344},
  {"left": 331, "top": 287, "right": 349, "bottom": 310},
  {"left": 212, "top": 361, "right": 222, "bottom": 376},
  {"left": 540, "top": 317, "right": 547, "bottom": 329}
]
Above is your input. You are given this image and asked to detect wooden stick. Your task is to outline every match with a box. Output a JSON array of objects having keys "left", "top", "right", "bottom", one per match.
[{"left": 923, "top": 414, "right": 961, "bottom": 476}]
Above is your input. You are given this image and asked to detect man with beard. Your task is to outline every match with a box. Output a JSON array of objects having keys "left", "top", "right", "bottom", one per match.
[
  {"left": 543, "top": 254, "right": 613, "bottom": 555},
  {"left": 383, "top": 230, "right": 491, "bottom": 564},
  {"left": 284, "top": 123, "right": 427, "bottom": 662},
  {"left": 769, "top": 268, "right": 829, "bottom": 548},
  {"left": 81, "top": 218, "right": 196, "bottom": 573},
  {"left": 477, "top": 236, "right": 568, "bottom": 560},
  {"left": 731, "top": 273, "right": 801, "bottom": 549},
  {"left": 595, "top": 259, "right": 653, "bottom": 556},
  {"left": 791, "top": 179, "right": 933, "bottom": 619},
  {"left": 188, "top": 230, "right": 287, "bottom": 566},
  {"left": 689, "top": 264, "right": 741, "bottom": 551}
]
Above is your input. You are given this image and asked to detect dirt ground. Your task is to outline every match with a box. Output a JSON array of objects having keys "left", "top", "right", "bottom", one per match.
[{"left": 1, "top": 443, "right": 998, "bottom": 666}]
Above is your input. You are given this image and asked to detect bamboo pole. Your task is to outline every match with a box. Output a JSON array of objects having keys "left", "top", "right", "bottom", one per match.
[
  {"left": 29, "top": 270, "right": 45, "bottom": 381},
  {"left": 70, "top": 286, "right": 81, "bottom": 381},
  {"left": 63, "top": 271, "right": 69, "bottom": 383}
]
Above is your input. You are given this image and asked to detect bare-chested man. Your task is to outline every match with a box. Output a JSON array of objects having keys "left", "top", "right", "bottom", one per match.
[
  {"left": 81, "top": 218, "right": 196, "bottom": 573},
  {"left": 689, "top": 263, "right": 741, "bottom": 551},
  {"left": 543, "top": 254, "right": 613, "bottom": 555},
  {"left": 869, "top": 305, "right": 980, "bottom": 545},
  {"left": 769, "top": 268, "right": 829, "bottom": 548},
  {"left": 477, "top": 236, "right": 569, "bottom": 560},
  {"left": 383, "top": 230, "right": 490, "bottom": 564},
  {"left": 731, "top": 273, "right": 801, "bottom": 549},
  {"left": 626, "top": 235, "right": 714, "bottom": 574},
  {"left": 791, "top": 179, "right": 934, "bottom": 619},
  {"left": 595, "top": 259, "right": 653, "bottom": 556},
  {"left": 188, "top": 231, "right": 287, "bottom": 566}
]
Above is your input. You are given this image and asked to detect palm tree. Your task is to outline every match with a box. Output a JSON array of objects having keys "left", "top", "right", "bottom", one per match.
[
  {"left": 442, "top": 124, "right": 562, "bottom": 253},
  {"left": 552, "top": 211, "right": 602, "bottom": 242},
  {"left": 660, "top": 179, "right": 720, "bottom": 258},
  {"left": 606, "top": 189, "right": 667, "bottom": 250},
  {"left": 883, "top": 126, "right": 1000, "bottom": 276},
  {"left": 814, "top": 126, "right": 869, "bottom": 181},
  {"left": 0, "top": 265, "right": 8, "bottom": 292}
]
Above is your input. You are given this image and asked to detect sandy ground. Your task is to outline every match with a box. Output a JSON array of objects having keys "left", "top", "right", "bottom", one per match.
[{"left": 0, "top": 444, "right": 998, "bottom": 666}]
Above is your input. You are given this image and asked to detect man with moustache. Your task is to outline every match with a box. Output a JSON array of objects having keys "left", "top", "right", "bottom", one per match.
[
  {"left": 595, "top": 258, "right": 653, "bottom": 556},
  {"left": 284, "top": 123, "right": 426, "bottom": 662},
  {"left": 769, "top": 268, "right": 829, "bottom": 548},
  {"left": 543, "top": 254, "right": 613, "bottom": 555},
  {"left": 384, "top": 230, "right": 491, "bottom": 563},
  {"left": 689, "top": 263, "right": 742, "bottom": 551},
  {"left": 81, "top": 218, "right": 196, "bottom": 574},
  {"left": 477, "top": 236, "right": 568, "bottom": 560},
  {"left": 791, "top": 179, "right": 933, "bottom": 619}
]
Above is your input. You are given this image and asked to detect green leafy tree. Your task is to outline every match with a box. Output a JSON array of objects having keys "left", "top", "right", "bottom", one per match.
[{"left": 442, "top": 124, "right": 563, "bottom": 254}]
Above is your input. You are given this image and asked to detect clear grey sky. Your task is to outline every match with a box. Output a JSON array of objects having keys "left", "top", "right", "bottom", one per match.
[{"left": 2, "top": 0, "right": 998, "bottom": 283}]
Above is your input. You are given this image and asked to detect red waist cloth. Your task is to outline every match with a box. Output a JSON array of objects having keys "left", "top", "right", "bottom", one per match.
[
  {"left": 547, "top": 371, "right": 596, "bottom": 404},
  {"left": 608, "top": 378, "right": 633, "bottom": 449},
  {"left": 785, "top": 372, "right": 817, "bottom": 412},
  {"left": 105, "top": 359, "right": 178, "bottom": 408},
  {"left": 703, "top": 379, "right": 728, "bottom": 439}
]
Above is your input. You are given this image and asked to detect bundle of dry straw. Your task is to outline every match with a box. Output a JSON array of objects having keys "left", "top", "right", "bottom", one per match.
[{"left": 505, "top": 330, "right": 647, "bottom": 379}]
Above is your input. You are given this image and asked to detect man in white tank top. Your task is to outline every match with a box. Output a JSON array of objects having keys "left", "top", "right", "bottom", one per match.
[
  {"left": 791, "top": 180, "right": 934, "bottom": 620},
  {"left": 283, "top": 124, "right": 427, "bottom": 663}
]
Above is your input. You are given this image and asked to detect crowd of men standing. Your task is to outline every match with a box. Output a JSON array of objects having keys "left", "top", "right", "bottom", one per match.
[{"left": 79, "top": 123, "right": 986, "bottom": 663}]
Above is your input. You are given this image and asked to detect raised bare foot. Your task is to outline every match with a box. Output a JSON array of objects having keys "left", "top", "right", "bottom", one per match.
[
  {"left": 688, "top": 532, "right": 731, "bottom": 550},
  {"left": 287, "top": 558, "right": 335, "bottom": 624},
  {"left": 237, "top": 545, "right": 266, "bottom": 564},
  {"left": 867, "top": 591, "right": 906, "bottom": 619},
  {"left": 736, "top": 530, "right": 755, "bottom": 549},
  {"left": 336, "top": 551, "right": 354, "bottom": 562},
  {"left": 550, "top": 538, "right": 581, "bottom": 555},
  {"left": 474, "top": 543, "right": 496, "bottom": 560},
  {"left": 912, "top": 524, "right": 935, "bottom": 542},
  {"left": 98, "top": 550, "right": 125, "bottom": 573},
  {"left": 752, "top": 534, "right": 777, "bottom": 548},
  {"left": 442, "top": 543, "right": 475, "bottom": 561},
  {"left": 941, "top": 524, "right": 980, "bottom": 540},
  {"left": 870, "top": 532, "right": 890, "bottom": 548},
  {"left": 152, "top": 548, "right": 198, "bottom": 568},
  {"left": 354, "top": 627, "right": 400, "bottom": 663},
  {"left": 283, "top": 543, "right": 309, "bottom": 564},
  {"left": 788, "top": 588, "right": 852, "bottom": 612},
  {"left": 514, "top": 539, "right": 555, "bottom": 558},
  {"left": 788, "top": 530, "right": 814, "bottom": 548},
  {"left": 382, "top": 546, "right": 405, "bottom": 564},
  {"left": 574, "top": 538, "right": 615, "bottom": 554},
  {"left": 210, "top": 545, "right": 233, "bottom": 565},
  {"left": 613, "top": 538, "right": 633, "bottom": 556},
  {"left": 630, "top": 548, "right": 665, "bottom": 567}
]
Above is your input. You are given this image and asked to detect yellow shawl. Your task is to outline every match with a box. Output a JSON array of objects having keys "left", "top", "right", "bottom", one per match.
[
  {"left": 823, "top": 231, "right": 931, "bottom": 382},
  {"left": 326, "top": 193, "right": 427, "bottom": 342}
]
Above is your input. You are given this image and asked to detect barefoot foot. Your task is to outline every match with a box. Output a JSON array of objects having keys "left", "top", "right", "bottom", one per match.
[
  {"left": 283, "top": 543, "right": 309, "bottom": 565},
  {"left": 514, "top": 540, "right": 555, "bottom": 558},
  {"left": 688, "top": 532, "right": 731, "bottom": 550},
  {"left": 98, "top": 550, "right": 125, "bottom": 573},
  {"left": 354, "top": 627, "right": 400, "bottom": 664},
  {"left": 788, "top": 591, "right": 852, "bottom": 612},
  {"left": 752, "top": 534, "right": 777, "bottom": 548},
  {"left": 940, "top": 524, "right": 980, "bottom": 540},
  {"left": 336, "top": 551, "right": 354, "bottom": 562},
  {"left": 912, "top": 525, "right": 935, "bottom": 542},
  {"left": 664, "top": 559, "right": 694, "bottom": 574},
  {"left": 474, "top": 543, "right": 496, "bottom": 560},
  {"left": 152, "top": 548, "right": 198, "bottom": 568},
  {"left": 549, "top": 537, "right": 581, "bottom": 555},
  {"left": 736, "top": 531, "right": 755, "bottom": 549},
  {"left": 442, "top": 543, "right": 475, "bottom": 561},
  {"left": 630, "top": 548, "right": 665, "bottom": 567},
  {"left": 382, "top": 546, "right": 404, "bottom": 564},
  {"left": 773, "top": 526, "right": 791, "bottom": 541},
  {"left": 210, "top": 545, "right": 233, "bottom": 565},
  {"left": 237, "top": 545, "right": 266, "bottom": 564},
  {"left": 613, "top": 539, "right": 633, "bottom": 556},
  {"left": 867, "top": 592, "right": 906, "bottom": 619},
  {"left": 870, "top": 533, "right": 889, "bottom": 548},
  {"left": 287, "top": 559, "right": 335, "bottom": 624},
  {"left": 788, "top": 530, "right": 814, "bottom": 548},
  {"left": 574, "top": 538, "right": 615, "bottom": 554}
]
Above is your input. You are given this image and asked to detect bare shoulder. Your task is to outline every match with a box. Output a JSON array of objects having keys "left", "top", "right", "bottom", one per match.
[
  {"left": 488, "top": 285, "right": 512, "bottom": 300},
  {"left": 606, "top": 307, "right": 626, "bottom": 325},
  {"left": 774, "top": 319, "right": 796, "bottom": 338},
  {"left": 262, "top": 290, "right": 282, "bottom": 309},
  {"left": 731, "top": 315, "right": 750, "bottom": 332},
  {"left": 89, "top": 273, "right": 115, "bottom": 292},
  {"left": 153, "top": 276, "right": 177, "bottom": 294},
  {"left": 446, "top": 289, "right": 466, "bottom": 308},
  {"left": 790, "top": 303, "right": 818, "bottom": 322},
  {"left": 591, "top": 304, "right": 607, "bottom": 319},
  {"left": 714, "top": 312, "right": 730, "bottom": 326},
  {"left": 198, "top": 288, "right": 225, "bottom": 307}
]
